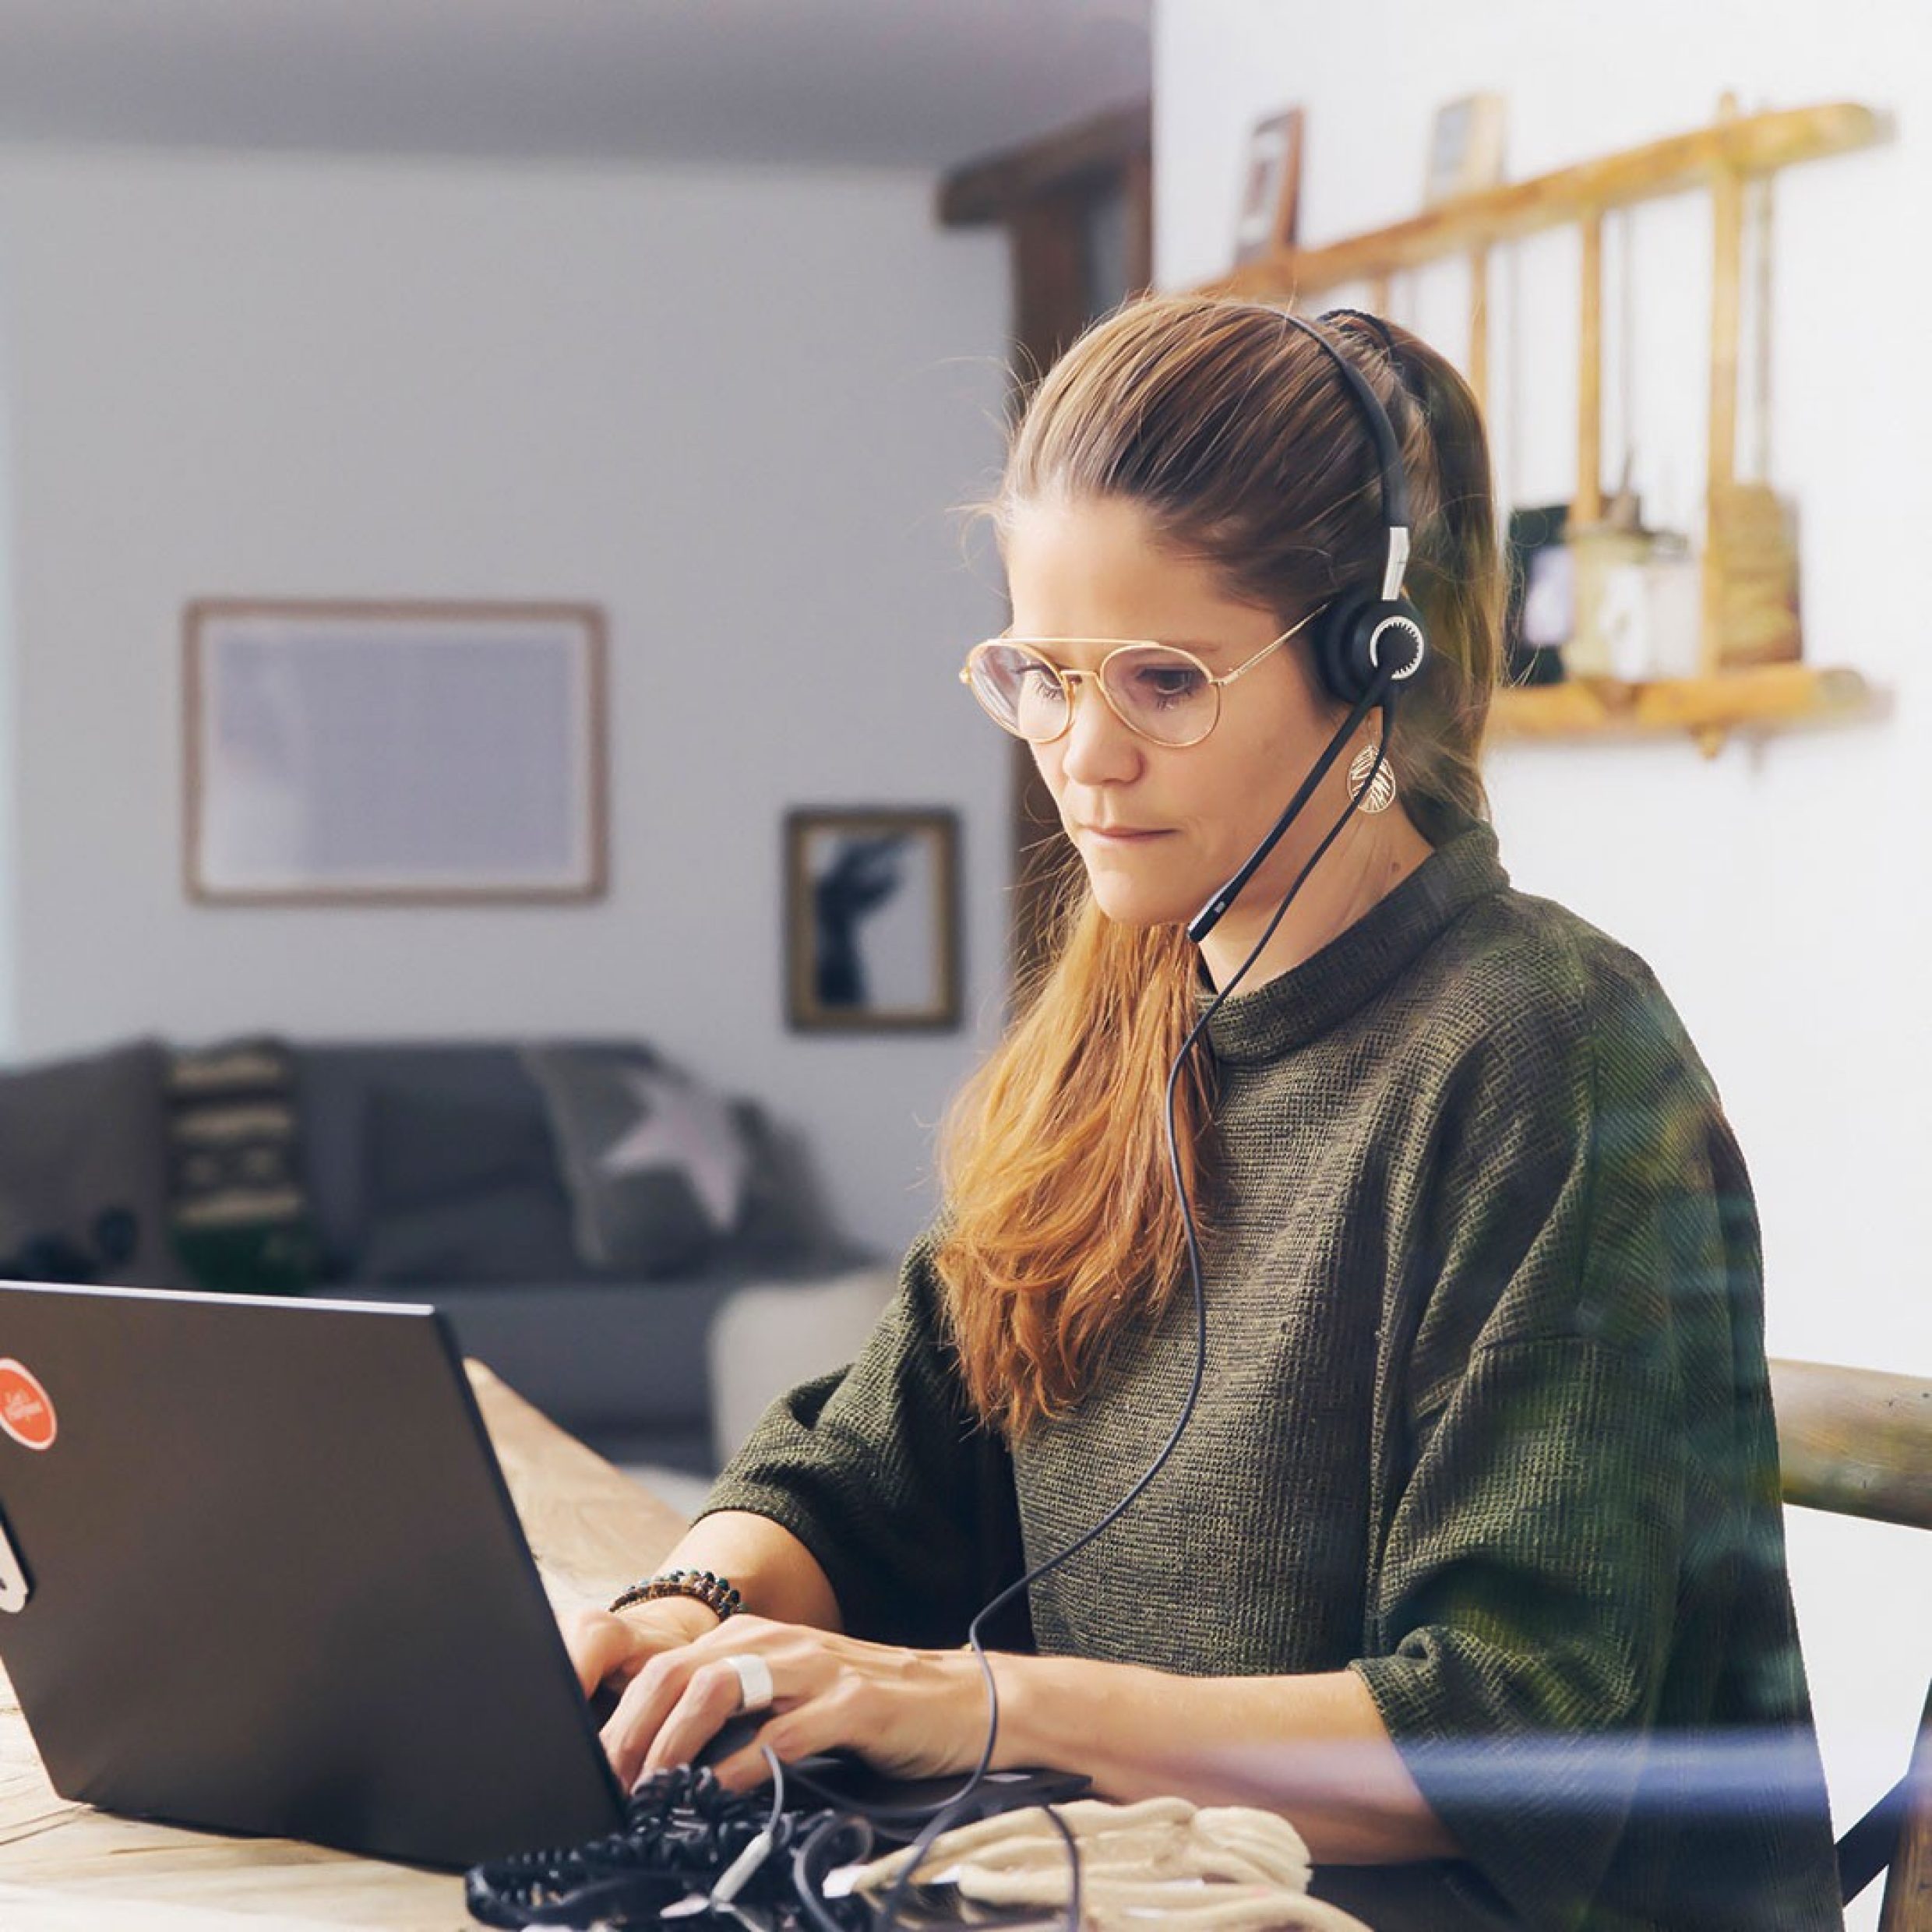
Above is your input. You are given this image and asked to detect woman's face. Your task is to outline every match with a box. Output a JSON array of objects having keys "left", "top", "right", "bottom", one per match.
[{"left": 1001, "top": 492, "right": 1354, "bottom": 933}]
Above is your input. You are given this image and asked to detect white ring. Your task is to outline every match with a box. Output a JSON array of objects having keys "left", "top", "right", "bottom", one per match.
[{"left": 725, "top": 1651, "right": 775, "bottom": 1715}]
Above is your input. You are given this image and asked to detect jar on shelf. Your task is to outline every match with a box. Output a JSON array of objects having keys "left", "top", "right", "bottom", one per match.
[
  {"left": 1641, "top": 534, "right": 1703, "bottom": 681},
  {"left": 1565, "top": 521, "right": 1652, "bottom": 679}
]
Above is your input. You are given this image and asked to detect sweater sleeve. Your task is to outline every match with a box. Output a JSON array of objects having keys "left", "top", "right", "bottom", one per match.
[
  {"left": 1349, "top": 951, "right": 1826, "bottom": 1928},
  {"left": 695, "top": 1232, "right": 1030, "bottom": 1650}
]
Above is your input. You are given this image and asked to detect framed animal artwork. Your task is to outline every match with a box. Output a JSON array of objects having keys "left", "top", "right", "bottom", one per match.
[{"left": 784, "top": 808, "right": 961, "bottom": 1033}]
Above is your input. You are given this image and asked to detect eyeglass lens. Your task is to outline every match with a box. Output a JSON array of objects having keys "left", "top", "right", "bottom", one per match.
[{"left": 969, "top": 643, "right": 1220, "bottom": 746}]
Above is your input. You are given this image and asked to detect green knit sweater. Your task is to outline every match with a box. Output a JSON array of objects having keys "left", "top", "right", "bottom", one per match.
[{"left": 703, "top": 820, "right": 1843, "bottom": 1930}]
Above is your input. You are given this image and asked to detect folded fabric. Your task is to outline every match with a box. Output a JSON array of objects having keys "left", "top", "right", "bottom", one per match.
[{"left": 851, "top": 1795, "right": 1373, "bottom": 1932}]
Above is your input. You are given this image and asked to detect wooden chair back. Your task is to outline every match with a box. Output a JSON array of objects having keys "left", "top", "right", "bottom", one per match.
[{"left": 1770, "top": 1357, "right": 1932, "bottom": 1930}]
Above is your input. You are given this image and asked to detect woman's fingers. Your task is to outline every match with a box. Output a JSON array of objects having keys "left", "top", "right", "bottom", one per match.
[
  {"left": 635, "top": 1656, "right": 760, "bottom": 1783},
  {"left": 560, "top": 1606, "right": 638, "bottom": 1700},
  {"left": 601, "top": 1616, "right": 790, "bottom": 1789},
  {"left": 601, "top": 1648, "right": 689, "bottom": 1789},
  {"left": 703, "top": 1679, "right": 869, "bottom": 1792}
]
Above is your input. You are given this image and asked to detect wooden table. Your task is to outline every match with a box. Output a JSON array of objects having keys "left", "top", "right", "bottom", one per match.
[{"left": 0, "top": 1363, "right": 688, "bottom": 1930}]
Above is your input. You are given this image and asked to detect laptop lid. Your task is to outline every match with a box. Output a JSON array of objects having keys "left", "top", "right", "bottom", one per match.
[{"left": 0, "top": 1280, "right": 626, "bottom": 1869}]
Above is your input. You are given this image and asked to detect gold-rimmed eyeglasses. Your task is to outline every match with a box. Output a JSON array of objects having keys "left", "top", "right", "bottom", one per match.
[{"left": 957, "top": 608, "right": 1321, "bottom": 749}]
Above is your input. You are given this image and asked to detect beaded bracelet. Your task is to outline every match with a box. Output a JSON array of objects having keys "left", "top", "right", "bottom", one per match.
[{"left": 608, "top": 1566, "right": 742, "bottom": 1624}]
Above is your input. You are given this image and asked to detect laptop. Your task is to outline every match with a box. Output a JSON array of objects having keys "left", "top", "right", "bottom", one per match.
[{"left": 0, "top": 1279, "right": 628, "bottom": 1870}]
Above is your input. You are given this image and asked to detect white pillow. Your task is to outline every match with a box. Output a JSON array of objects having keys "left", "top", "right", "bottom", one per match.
[{"left": 707, "top": 1266, "right": 898, "bottom": 1468}]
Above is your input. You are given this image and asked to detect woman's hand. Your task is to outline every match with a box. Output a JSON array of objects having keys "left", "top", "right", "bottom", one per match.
[
  {"left": 562, "top": 1596, "right": 721, "bottom": 1708},
  {"left": 601, "top": 1613, "right": 996, "bottom": 1794}
]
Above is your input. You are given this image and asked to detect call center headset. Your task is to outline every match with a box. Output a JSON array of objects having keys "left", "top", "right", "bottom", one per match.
[
  {"left": 1187, "top": 305, "right": 1430, "bottom": 943},
  {"left": 1299, "top": 308, "right": 1430, "bottom": 710}
]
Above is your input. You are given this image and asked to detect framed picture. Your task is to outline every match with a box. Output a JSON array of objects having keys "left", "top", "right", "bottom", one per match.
[
  {"left": 785, "top": 809, "right": 961, "bottom": 1033},
  {"left": 185, "top": 598, "right": 608, "bottom": 904},
  {"left": 1230, "top": 107, "right": 1305, "bottom": 265},
  {"left": 1424, "top": 91, "right": 1507, "bottom": 206},
  {"left": 1504, "top": 504, "right": 1571, "bottom": 686}
]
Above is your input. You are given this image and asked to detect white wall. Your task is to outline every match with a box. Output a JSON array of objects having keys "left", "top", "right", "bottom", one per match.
[
  {"left": 0, "top": 146, "right": 1014, "bottom": 1256},
  {"left": 1157, "top": 2, "right": 1931, "bottom": 1905}
]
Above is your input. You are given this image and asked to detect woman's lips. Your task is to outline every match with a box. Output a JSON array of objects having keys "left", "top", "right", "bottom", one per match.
[{"left": 1081, "top": 824, "right": 1169, "bottom": 843}]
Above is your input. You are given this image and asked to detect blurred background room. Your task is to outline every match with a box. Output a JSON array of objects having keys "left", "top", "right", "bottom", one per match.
[{"left": 0, "top": 2, "right": 1925, "bottom": 1921}]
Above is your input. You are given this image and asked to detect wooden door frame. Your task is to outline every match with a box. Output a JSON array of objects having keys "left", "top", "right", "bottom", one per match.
[{"left": 939, "top": 101, "right": 1153, "bottom": 997}]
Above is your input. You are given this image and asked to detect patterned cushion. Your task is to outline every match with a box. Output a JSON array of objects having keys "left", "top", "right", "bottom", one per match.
[
  {"left": 166, "top": 1038, "right": 321, "bottom": 1296},
  {"left": 522, "top": 1045, "right": 752, "bottom": 1278}
]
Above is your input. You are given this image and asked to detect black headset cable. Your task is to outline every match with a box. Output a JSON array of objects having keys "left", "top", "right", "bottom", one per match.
[{"left": 866, "top": 675, "right": 1399, "bottom": 1932}]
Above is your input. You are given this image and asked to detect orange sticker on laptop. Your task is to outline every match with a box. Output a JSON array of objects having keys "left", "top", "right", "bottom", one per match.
[{"left": 0, "top": 1360, "right": 57, "bottom": 1451}]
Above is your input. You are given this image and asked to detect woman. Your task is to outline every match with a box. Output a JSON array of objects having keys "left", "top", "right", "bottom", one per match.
[{"left": 566, "top": 296, "right": 1842, "bottom": 1929}]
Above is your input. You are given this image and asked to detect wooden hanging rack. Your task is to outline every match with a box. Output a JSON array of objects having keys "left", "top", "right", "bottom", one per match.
[{"left": 1195, "top": 99, "right": 1890, "bottom": 753}]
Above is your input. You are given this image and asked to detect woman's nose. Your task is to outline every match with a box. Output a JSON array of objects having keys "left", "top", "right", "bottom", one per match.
[{"left": 1056, "top": 675, "right": 1142, "bottom": 785}]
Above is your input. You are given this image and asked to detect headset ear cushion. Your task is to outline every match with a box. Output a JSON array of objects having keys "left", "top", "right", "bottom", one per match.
[
  {"left": 1316, "top": 595, "right": 1429, "bottom": 707},
  {"left": 1312, "top": 589, "right": 1377, "bottom": 706}
]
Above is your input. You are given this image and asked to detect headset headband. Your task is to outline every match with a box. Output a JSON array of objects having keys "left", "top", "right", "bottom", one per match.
[
  {"left": 1274, "top": 308, "right": 1410, "bottom": 605},
  {"left": 1320, "top": 306, "right": 1426, "bottom": 405}
]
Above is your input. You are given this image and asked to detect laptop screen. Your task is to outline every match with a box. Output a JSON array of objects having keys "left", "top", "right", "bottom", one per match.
[{"left": 0, "top": 1280, "right": 625, "bottom": 1867}]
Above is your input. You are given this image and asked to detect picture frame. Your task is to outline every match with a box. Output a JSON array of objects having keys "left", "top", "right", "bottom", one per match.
[
  {"left": 1504, "top": 504, "right": 1572, "bottom": 686},
  {"left": 784, "top": 808, "right": 961, "bottom": 1033},
  {"left": 184, "top": 598, "right": 608, "bottom": 904},
  {"left": 1423, "top": 91, "right": 1507, "bottom": 206},
  {"left": 1230, "top": 107, "right": 1305, "bottom": 265}
]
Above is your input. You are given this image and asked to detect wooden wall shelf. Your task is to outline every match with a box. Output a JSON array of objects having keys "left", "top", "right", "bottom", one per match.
[
  {"left": 1493, "top": 663, "right": 1874, "bottom": 755},
  {"left": 1200, "top": 101, "right": 1884, "bottom": 301},
  {"left": 1189, "top": 96, "right": 1891, "bottom": 756}
]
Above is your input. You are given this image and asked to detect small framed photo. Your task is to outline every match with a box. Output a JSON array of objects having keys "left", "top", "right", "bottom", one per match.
[
  {"left": 1230, "top": 107, "right": 1305, "bottom": 265},
  {"left": 1424, "top": 91, "right": 1506, "bottom": 206},
  {"left": 185, "top": 598, "right": 607, "bottom": 904},
  {"left": 1504, "top": 504, "right": 1571, "bottom": 685},
  {"left": 785, "top": 809, "right": 961, "bottom": 1033}
]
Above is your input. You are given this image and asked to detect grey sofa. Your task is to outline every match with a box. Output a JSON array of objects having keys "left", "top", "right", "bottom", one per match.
[
  {"left": 0, "top": 1037, "right": 866, "bottom": 1475},
  {"left": 300, "top": 1042, "right": 865, "bottom": 1472}
]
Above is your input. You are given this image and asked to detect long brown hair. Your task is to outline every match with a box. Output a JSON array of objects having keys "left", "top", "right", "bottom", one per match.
[{"left": 938, "top": 293, "right": 1506, "bottom": 1438}]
